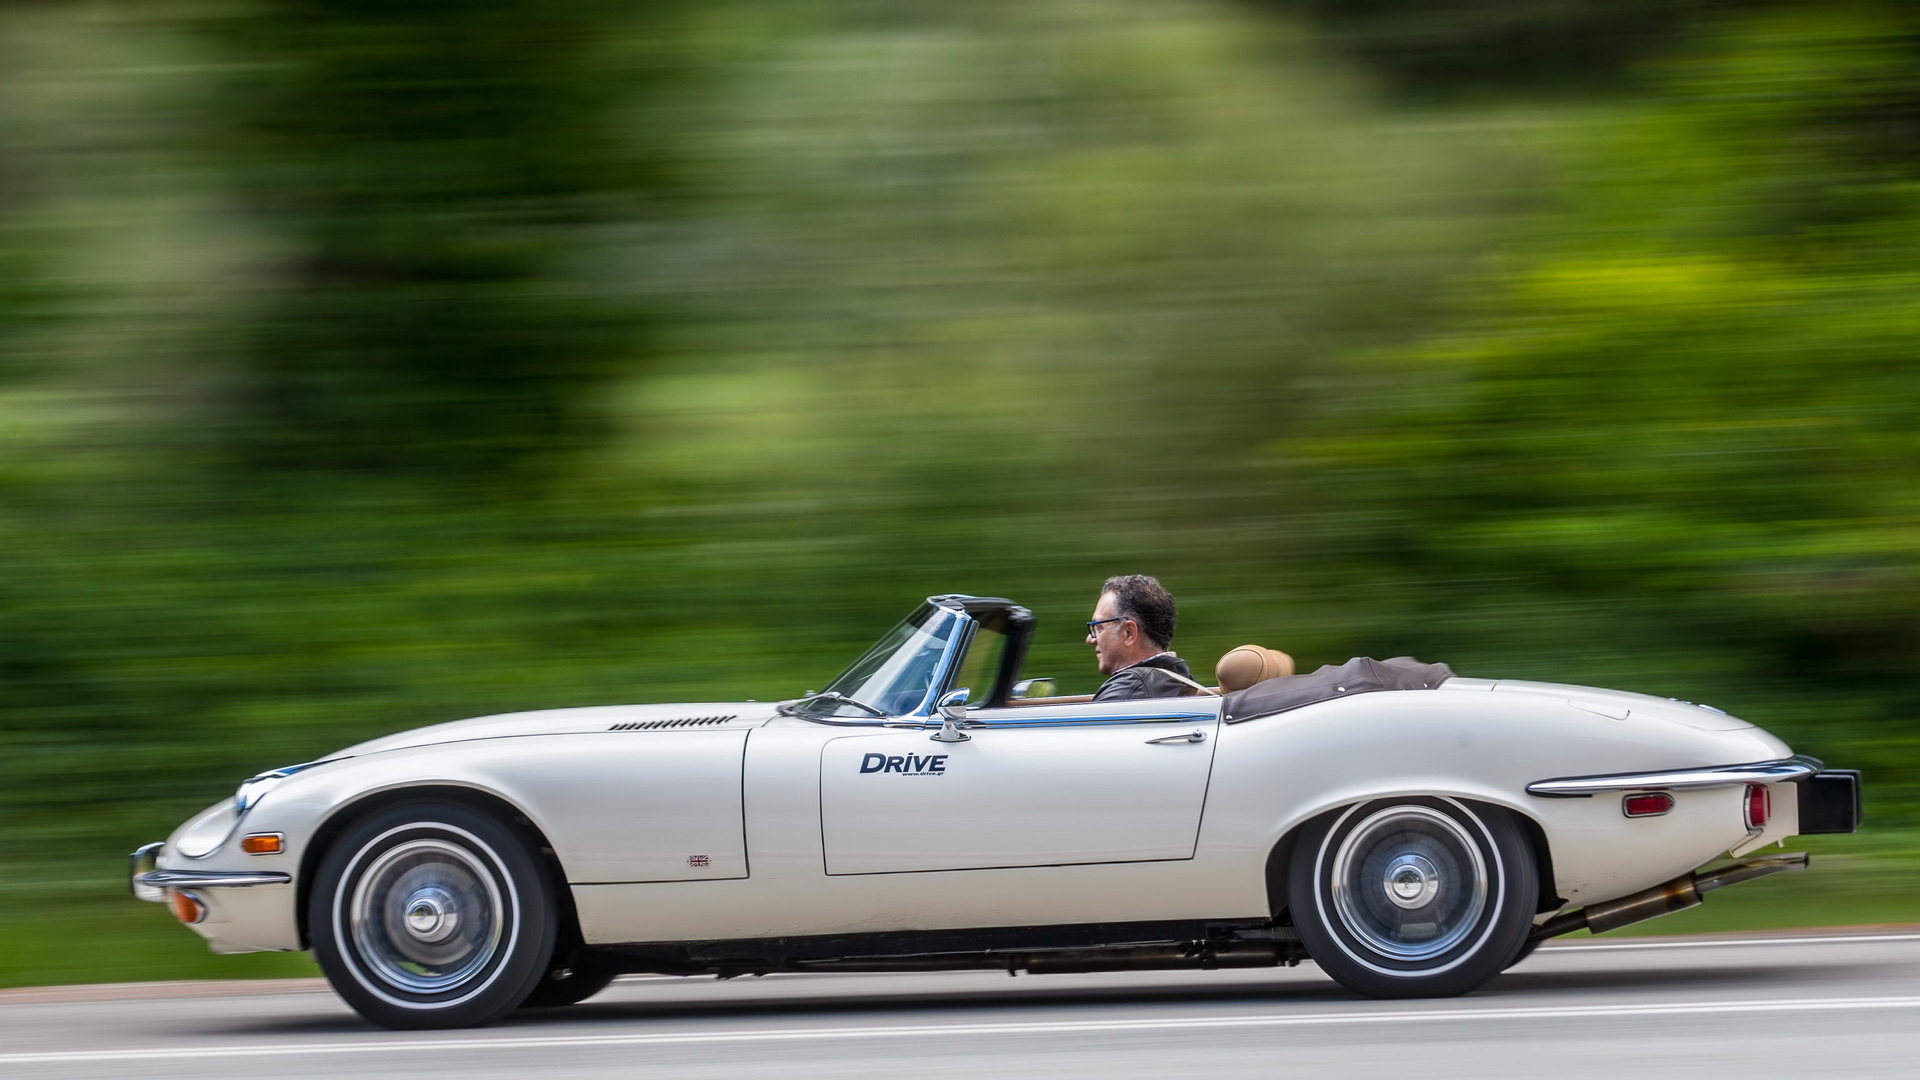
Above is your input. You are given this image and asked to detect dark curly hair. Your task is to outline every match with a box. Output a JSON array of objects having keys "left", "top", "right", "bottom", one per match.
[{"left": 1101, "top": 574, "right": 1176, "bottom": 650}]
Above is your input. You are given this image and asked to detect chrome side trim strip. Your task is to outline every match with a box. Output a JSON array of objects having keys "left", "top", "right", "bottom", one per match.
[
  {"left": 1526, "top": 755, "right": 1822, "bottom": 798},
  {"left": 133, "top": 869, "right": 292, "bottom": 889}
]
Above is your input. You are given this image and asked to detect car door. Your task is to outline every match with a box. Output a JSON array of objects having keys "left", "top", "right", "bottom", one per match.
[{"left": 818, "top": 698, "right": 1221, "bottom": 875}]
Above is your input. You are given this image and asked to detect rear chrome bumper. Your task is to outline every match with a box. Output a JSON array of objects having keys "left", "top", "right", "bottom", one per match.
[
  {"left": 1526, "top": 755, "right": 1863, "bottom": 835},
  {"left": 1526, "top": 755, "right": 1823, "bottom": 797},
  {"left": 129, "top": 842, "right": 289, "bottom": 903}
]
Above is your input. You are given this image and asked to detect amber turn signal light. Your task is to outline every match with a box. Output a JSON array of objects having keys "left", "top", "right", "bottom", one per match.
[
  {"left": 240, "top": 833, "right": 284, "bottom": 855},
  {"left": 169, "top": 890, "right": 208, "bottom": 925}
]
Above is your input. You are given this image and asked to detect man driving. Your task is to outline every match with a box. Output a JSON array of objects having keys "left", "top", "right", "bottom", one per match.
[{"left": 1087, "top": 574, "right": 1199, "bottom": 701}]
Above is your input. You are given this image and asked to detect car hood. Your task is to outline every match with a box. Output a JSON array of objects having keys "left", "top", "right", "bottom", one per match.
[{"left": 333, "top": 701, "right": 778, "bottom": 757}]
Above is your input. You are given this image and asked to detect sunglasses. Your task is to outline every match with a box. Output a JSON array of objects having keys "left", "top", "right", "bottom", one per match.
[{"left": 1086, "top": 617, "right": 1128, "bottom": 634}]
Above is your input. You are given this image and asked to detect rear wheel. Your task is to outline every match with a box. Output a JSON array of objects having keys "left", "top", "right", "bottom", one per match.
[
  {"left": 309, "top": 801, "right": 557, "bottom": 1029},
  {"left": 1289, "top": 797, "right": 1535, "bottom": 998},
  {"left": 1504, "top": 936, "right": 1543, "bottom": 971}
]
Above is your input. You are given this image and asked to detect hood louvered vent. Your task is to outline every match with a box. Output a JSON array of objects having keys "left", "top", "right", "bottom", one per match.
[{"left": 608, "top": 715, "right": 738, "bottom": 732}]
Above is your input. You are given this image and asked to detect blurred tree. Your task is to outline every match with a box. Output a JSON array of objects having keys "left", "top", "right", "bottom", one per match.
[
  {"left": 1263, "top": 0, "right": 1777, "bottom": 97},
  {"left": 0, "top": 20, "right": 65, "bottom": 383},
  {"left": 205, "top": 0, "right": 678, "bottom": 474},
  {"left": 1269, "top": 3, "right": 1920, "bottom": 817}
]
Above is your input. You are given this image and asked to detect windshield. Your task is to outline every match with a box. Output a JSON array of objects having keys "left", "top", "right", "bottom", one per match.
[{"left": 798, "top": 603, "right": 961, "bottom": 718}]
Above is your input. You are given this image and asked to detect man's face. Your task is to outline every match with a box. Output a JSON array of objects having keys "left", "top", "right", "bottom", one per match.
[{"left": 1087, "top": 591, "right": 1135, "bottom": 676}]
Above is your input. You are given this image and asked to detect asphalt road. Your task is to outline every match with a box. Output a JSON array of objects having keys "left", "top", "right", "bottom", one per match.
[{"left": 5, "top": 930, "right": 1919, "bottom": 1079}]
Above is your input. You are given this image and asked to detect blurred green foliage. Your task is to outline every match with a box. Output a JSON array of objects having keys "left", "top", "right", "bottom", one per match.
[
  {"left": 1270, "top": 2, "right": 1920, "bottom": 824},
  {"left": 1, "top": 0, "right": 1917, "bottom": 985},
  {"left": 205, "top": 1, "right": 687, "bottom": 472}
]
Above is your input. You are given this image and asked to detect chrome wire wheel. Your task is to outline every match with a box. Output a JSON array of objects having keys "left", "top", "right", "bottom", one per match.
[
  {"left": 1289, "top": 797, "right": 1536, "bottom": 999},
  {"left": 1328, "top": 805, "right": 1488, "bottom": 962},
  {"left": 311, "top": 802, "right": 556, "bottom": 1030},
  {"left": 349, "top": 837, "right": 506, "bottom": 996}
]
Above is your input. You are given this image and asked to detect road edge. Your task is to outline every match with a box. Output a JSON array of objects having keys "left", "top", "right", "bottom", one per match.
[{"left": 5, "top": 924, "right": 1918, "bottom": 1005}]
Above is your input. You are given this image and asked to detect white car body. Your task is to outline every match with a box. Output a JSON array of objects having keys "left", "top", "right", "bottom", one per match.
[{"left": 132, "top": 594, "right": 1861, "bottom": 1027}]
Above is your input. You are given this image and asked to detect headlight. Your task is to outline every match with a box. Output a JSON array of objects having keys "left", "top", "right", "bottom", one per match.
[
  {"left": 176, "top": 799, "right": 240, "bottom": 858},
  {"left": 235, "top": 773, "right": 286, "bottom": 815},
  {"left": 234, "top": 758, "right": 338, "bottom": 815}
]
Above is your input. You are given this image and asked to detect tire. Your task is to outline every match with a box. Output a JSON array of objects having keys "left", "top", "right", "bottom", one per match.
[
  {"left": 1289, "top": 797, "right": 1536, "bottom": 999},
  {"left": 1504, "top": 935, "right": 1543, "bottom": 971},
  {"left": 309, "top": 801, "right": 558, "bottom": 1029},
  {"left": 518, "top": 953, "right": 618, "bottom": 1009}
]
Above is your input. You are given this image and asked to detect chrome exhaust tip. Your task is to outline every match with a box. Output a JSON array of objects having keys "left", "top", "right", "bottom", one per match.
[{"left": 1531, "top": 852, "right": 1808, "bottom": 942}]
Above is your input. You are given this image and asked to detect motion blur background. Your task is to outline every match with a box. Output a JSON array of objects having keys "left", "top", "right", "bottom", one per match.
[{"left": 3, "top": 0, "right": 1917, "bottom": 986}]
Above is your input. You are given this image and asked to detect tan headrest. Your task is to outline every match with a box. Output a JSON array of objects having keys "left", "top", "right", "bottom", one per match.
[{"left": 1215, "top": 645, "right": 1296, "bottom": 693}]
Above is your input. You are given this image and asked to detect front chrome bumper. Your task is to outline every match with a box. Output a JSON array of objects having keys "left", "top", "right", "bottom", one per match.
[{"left": 129, "top": 842, "right": 290, "bottom": 903}]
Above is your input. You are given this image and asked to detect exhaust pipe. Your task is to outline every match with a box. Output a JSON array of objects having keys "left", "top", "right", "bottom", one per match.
[{"left": 1531, "top": 852, "right": 1808, "bottom": 942}]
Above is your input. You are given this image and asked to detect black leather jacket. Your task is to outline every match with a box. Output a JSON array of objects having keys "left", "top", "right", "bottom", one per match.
[{"left": 1093, "top": 653, "right": 1197, "bottom": 702}]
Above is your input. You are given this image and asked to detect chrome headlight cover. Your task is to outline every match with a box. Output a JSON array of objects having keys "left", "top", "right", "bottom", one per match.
[
  {"left": 176, "top": 758, "right": 341, "bottom": 860},
  {"left": 234, "top": 758, "right": 341, "bottom": 815},
  {"left": 175, "top": 798, "right": 242, "bottom": 859}
]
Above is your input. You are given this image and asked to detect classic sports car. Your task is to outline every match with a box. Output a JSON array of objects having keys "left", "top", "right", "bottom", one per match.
[{"left": 132, "top": 594, "right": 1862, "bottom": 1029}]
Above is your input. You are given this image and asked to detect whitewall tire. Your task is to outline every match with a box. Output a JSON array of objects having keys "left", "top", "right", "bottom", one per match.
[
  {"left": 309, "top": 801, "right": 557, "bottom": 1029},
  {"left": 1289, "top": 797, "right": 1536, "bottom": 998}
]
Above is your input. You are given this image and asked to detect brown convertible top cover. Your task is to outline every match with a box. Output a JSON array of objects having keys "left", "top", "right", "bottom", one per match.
[{"left": 1221, "top": 655, "right": 1454, "bottom": 724}]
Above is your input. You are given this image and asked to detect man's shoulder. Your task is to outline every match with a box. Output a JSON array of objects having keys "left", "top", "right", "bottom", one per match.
[
  {"left": 1093, "top": 654, "right": 1196, "bottom": 701},
  {"left": 1092, "top": 666, "right": 1150, "bottom": 702},
  {"left": 1134, "top": 653, "right": 1193, "bottom": 679}
]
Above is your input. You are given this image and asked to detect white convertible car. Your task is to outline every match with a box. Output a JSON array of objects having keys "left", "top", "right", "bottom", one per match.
[{"left": 132, "top": 594, "right": 1862, "bottom": 1029}]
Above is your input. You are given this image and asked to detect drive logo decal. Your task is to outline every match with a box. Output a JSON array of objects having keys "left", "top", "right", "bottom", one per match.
[{"left": 860, "top": 752, "right": 949, "bottom": 776}]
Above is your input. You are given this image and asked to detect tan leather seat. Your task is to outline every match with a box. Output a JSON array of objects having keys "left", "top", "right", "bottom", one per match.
[{"left": 1215, "top": 644, "right": 1295, "bottom": 693}]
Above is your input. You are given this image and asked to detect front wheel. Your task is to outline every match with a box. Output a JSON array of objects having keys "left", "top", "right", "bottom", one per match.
[
  {"left": 310, "top": 801, "right": 558, "bottom": 1029},
  {"left": 1289, "top": 797, "right": 1536, "bottom": 998}
]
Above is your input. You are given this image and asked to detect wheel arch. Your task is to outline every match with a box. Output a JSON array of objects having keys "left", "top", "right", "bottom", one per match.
[
  {"left": 294, "top": 783, "right": 578, "bottom": 950},
  {"left": 1263, "top": 793, "right": 1561, "bottom": 922}
]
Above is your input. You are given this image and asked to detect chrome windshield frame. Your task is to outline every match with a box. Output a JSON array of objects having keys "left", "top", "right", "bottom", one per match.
[
  {"left": 914, "top": 600, "right": 976, "bottom": 718},
  {"left": 788, "top": 599, "right": 977, "bottom": 725}
]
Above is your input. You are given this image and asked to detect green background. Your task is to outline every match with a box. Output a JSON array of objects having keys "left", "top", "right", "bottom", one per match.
[{"left": 2, "top": 0, "right": 1916, "bottom": 986}]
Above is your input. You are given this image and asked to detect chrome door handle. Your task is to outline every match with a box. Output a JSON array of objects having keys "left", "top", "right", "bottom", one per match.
[{"left": 1145, "top": 730, "right": 1206, "bottom": 744}]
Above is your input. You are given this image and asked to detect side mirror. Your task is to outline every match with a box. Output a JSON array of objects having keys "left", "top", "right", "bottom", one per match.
[
  {"left": 1009, "top": 677, "right": 1057, "bottom": 701},
  {"left": 931, "top": 688, "right": 971, "bottom": 742}
]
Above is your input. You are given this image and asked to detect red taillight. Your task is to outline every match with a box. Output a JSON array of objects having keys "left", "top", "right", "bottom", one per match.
[
  {"left": 1623, "top": 792, "right": 1674, "bottom": 817},
  {"left": 1745, "top": 783, "right": 1771, "bottom": 830}
]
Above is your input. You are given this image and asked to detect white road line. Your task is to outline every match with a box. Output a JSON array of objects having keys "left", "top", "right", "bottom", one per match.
[
  {"left": 5, "top": 995, "right": 1919, "bottom": 1065},
  {"left": 1544, "top": 933, "right": 1920, "bottom": 953}
]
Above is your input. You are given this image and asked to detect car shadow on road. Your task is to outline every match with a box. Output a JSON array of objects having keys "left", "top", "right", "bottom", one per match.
[
  {"left": 207, "top": 960, "right": 1861, "bottom": 1037},
  {"left": 1489, "top": 960, "right": 1858, "bottom": 997}
]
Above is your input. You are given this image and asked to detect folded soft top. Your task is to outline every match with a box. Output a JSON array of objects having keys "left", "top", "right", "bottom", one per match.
[{"left": 1222, "top": 655, "right": 1453, "bottom": 724}]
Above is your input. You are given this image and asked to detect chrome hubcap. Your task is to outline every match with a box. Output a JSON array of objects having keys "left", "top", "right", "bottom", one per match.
[
  {"left": 1329, "top": 805, "right": 1488, "bottom": 961},
  {"left": 403, "top": 887, "right": 460, "bottom": 943},
  {"left": 1383, "top": 853, "right": 1440, "bottom": 909},
  {"left": 349, "top": 837, "right": 505, "bottom": 995}
]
